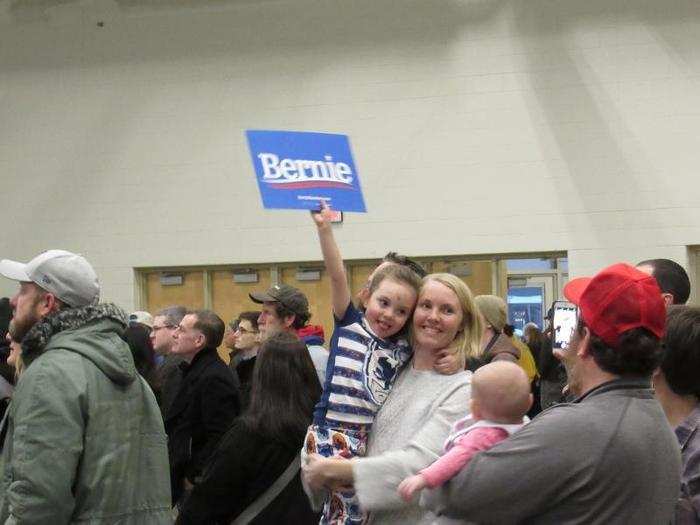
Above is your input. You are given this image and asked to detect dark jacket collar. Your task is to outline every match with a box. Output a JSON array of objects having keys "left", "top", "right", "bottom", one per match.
[
  {"left": 575, "top": 376, "right": 653, "bottom": 404},
  {"left": 166, "top": 347, "right": 220, "bottom": 423},
  {"left": 178, "top": 346, "right": 218, "bottom": 378}
]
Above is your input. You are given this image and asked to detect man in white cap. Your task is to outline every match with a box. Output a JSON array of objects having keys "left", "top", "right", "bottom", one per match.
[
  {"left": 0, "top": 250, "right": 171, "bottom": 524},
  {"left": 129, "top": 310, "right": 154, "bottom": 330}
]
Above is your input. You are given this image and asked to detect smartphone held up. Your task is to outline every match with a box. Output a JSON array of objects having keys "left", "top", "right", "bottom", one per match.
[{"left": 551, "top": 301, "right": 578, "bottom": 351}]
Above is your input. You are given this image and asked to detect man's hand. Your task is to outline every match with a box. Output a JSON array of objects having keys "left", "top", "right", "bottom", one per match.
[
  {"left": 434, "top": 348, "right": 465, "bottom": 375},
  {"left": 398, "top": 474, "right": 428, "bottom": 502}
]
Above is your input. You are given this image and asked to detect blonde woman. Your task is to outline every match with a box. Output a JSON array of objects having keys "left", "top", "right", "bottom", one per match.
[
  {"left": 473, "top": 295, "right": 539, "bottom": 385},
  {"left": 304, "top": 273, "right": 483, "bottom": 524}
]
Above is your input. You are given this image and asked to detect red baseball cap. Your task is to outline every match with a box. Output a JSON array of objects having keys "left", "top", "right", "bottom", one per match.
[{"left": 563, "top": 263, "right": 665, "bottom": 348}]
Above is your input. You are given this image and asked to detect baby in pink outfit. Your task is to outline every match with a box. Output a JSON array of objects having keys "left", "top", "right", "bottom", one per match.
[{"left": 399, "top": 361, "right": 532, "bottom": 503}]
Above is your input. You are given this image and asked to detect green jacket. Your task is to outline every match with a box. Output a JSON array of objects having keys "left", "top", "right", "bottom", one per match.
[{"left": 0, "top": 303, "right": 171, "bottom": 524}]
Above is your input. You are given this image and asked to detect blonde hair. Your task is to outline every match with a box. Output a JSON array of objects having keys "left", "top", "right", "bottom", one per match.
[
  {"left": 474, "top": 295, "right": 507, "bottom": 332},
  {"left": 7, "top": 339, "right": 24, "bottom": 380},
  {"left": 420, "top": 273, "right": 483, "bottom": 363},
  {"left": 14, "top": 354, "right": 24, "bottom": 381}
]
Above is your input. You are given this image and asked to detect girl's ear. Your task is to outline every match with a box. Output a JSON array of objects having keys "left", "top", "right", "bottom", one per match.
[{"left": 358, "top": 287, "right": 370, "bottom": 309}]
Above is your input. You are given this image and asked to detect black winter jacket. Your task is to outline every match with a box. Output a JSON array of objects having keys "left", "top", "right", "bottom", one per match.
[
  {"left": 165, "top": 347, "right": 240, "bottom": 504},
  {"left": 177, "top": 419, "right": 320, "bottom": 524}
]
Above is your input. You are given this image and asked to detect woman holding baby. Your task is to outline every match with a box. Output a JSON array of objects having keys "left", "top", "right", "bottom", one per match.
[{"left": 305, "top": 272, "right": 501, "bottom": 523}]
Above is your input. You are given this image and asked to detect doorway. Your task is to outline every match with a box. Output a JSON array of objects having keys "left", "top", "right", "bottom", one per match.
[{"left": 506, "top": 257, "right": 568, "bottom": 335}]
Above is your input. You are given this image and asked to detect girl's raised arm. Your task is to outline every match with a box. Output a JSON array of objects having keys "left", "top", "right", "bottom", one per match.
[{"left": 312, "top": 203, "right": 351, "bottom": 319}]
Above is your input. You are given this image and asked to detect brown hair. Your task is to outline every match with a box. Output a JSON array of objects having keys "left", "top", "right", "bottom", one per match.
[
  {"left": 189, "top": 309, "right": 226, "bottom": 348},
  {"left": 368, "top": 263, "right": 423, "bottom": 298},
  {"left": 237, "top": 311, "right": 260, "bottom": 331},
  {"left": 242, "top": 332, "right": 321, "bottom": 441}
]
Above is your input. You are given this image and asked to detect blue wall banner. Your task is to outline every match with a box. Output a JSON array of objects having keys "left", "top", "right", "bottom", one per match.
[{"left": 246, "top": 130, "right": 367, "bottom": 212}]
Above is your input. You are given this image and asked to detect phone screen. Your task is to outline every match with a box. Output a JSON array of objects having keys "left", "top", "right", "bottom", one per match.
[{"left": 552, "top": 301, "right": 578, "bottom": 351}]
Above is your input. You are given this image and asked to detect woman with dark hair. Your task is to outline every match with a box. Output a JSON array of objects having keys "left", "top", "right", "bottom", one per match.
[
  {"left": 177, "top": 331, "right": 321, "bottom": 524},
  {"left": 123, "top": 323, "right": 158, "bottom": 395}
]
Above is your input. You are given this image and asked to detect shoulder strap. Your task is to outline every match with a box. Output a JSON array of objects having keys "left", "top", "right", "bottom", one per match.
[
  {"left": 230, "top": 454, "right": 301, "bottom": 525},
  {"left": 0, "top": 400, "right": 10, "bottom": 450},
  {"left": 483, "top": 332, "right": 500, "bottom": 355}
]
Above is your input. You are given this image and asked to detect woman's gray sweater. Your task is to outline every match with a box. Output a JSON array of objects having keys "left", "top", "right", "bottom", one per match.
[{"left": 353, "top": 366, "right": 471, "bottom": 524}]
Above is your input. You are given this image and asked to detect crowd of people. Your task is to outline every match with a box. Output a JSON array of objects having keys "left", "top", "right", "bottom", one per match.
[{"left": 0, "top": 229, "right": 697, "bottom": 524}]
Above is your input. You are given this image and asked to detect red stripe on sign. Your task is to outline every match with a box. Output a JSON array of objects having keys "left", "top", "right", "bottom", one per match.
[{"left": 266, "top": 181, "right": 351, "bottom": 189}]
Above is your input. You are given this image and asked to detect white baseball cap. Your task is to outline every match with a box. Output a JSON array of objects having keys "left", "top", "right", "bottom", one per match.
[
  {"left": 0, "top": 249, "right": 100, "bottom": 308},
  {"left": 129, "top": 311, "right": 153, "bottom": 329}
]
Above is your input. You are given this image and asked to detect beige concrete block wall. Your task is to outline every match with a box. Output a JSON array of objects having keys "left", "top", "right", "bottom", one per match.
[{"left": 1, "top": 0, "right": 699, "bottom": 308}]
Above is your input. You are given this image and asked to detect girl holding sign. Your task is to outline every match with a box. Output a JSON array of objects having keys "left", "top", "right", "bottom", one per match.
[{"left": 302, "top": 203, "right": 422, "bottom": 524}]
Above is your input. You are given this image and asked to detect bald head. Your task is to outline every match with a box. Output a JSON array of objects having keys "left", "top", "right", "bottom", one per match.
[{"left": 472, "top": 361, "right": 532, "bottom": 423}]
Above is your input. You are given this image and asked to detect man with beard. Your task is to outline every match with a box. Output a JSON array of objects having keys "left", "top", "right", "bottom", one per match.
[
  {"left": 250, "top": 284, "right": 329, "bottom": 385},
  {"left": 0, "top": 250, "right": 171, "bottom": 524},
  {"left": 425, "top": 263, "right": 681, "bottom": 524}
]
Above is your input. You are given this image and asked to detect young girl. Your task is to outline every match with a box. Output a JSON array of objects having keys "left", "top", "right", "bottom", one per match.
[{"left": 304, "top": 203, "right": 423, "bottom": 525}]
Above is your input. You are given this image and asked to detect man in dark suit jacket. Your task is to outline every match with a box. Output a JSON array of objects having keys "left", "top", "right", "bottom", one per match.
[{"left": 165, "top": 309, "right": 240, "bottom": 506}]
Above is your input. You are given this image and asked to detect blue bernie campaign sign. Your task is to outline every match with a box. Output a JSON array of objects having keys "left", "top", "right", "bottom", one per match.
[{"left": 246, "top": 130, "right": 367, "bottom": 212}]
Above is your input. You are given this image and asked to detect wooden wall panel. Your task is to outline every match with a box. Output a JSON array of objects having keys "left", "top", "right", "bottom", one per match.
[
  {"left": 210, "top": 268, "right": 271, "bottom": 363},
  {"left": 145, "top": 271, "right": 204, "bottom": 314},
  {"left": 430, "top": 260, "right": 494, "bottom": 297},
  {"left": 348, "top": 262, "right": 380, "bottom": 302},
  {"left": 211, "top": 269, "right": 271, "bottom": 329},
  {"left": 139, "top": 256, "right": 501, "bottom": 363}
]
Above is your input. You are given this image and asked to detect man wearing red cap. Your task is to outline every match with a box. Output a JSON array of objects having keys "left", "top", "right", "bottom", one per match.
[{"left": 423, "top": 263, "right": 681, "bottom": 524}]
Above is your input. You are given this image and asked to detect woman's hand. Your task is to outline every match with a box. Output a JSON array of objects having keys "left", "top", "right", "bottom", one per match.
[
  {"left": 302, "top": 454, "right": 329, "bottom": 491},
  {"left": 303, "top": 454, "right": 354, "bottom": 491},
  {"left": 434, "top": 348, "right": 465, "bottom": 375}
]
